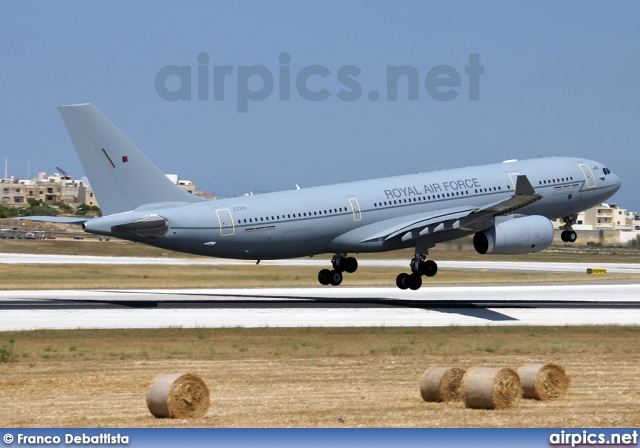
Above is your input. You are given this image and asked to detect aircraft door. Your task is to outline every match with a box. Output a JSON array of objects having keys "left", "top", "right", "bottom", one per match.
[
  {"left": 349, "top": 197, "right": 362, "bottom": 221},
  {"left": 215, "top": 208, "right": 235, "bottom": 236},
  {"left": 579, "top": 164, "right": 596, "bottom": 188}
]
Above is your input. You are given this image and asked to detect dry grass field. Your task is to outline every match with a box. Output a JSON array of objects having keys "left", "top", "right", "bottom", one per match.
[
  {"left": 3, "top": 263, "right": 640, "bottom": 289},
  {"left": 0, "top": 327, "right": 638, "bottom": 428}
]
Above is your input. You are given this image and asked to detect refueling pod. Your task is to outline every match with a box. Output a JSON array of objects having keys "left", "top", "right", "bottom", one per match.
[{"left": 473, "top": 215, "right": 554, "bottom": 255}]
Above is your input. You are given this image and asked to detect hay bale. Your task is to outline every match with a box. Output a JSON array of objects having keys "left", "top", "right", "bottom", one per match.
[
  {"left": 519, "top": 363, "right": 569, "bottom": 400},
  {"left": 420, "top": 367, "right": 466, "bottom": 403},
  {"left": 462, "top": 367, "right": 521, "bottom": 410},
  {"left": 146, "top": 373, "right": 210, "bottom": 418}
]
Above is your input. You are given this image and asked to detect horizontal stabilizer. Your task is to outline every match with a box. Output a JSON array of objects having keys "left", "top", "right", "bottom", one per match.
[{"left": 15, "top": 216, "right": 88, "bottom": 225}]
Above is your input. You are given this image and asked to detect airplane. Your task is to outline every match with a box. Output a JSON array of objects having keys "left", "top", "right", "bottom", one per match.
[{"left": 43, "top": 103, "right": 621, "bottom": 290}]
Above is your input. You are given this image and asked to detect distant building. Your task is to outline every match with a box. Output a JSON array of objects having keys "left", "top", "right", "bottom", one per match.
[
  {"left": 1, "top": 171, "right": 98, "bottom": 207},
  {"left": 1, "top": 171, "right": 215, "bottom": 209},
  {"left": 165, "top": 174, "right": 216, "bottom": 199},
  {"left": 552, "top": 203, "right": 640, "bottom": 244}
]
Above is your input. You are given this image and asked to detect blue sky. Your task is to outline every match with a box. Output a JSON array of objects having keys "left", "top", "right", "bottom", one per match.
[{"left": 2, "top": 1, "right": 639, "bottom": 210}]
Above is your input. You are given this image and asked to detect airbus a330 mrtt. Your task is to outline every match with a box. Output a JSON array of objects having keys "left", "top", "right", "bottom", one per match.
[{"left": 44, "top": 104, "right": 622, "bottom": 290}]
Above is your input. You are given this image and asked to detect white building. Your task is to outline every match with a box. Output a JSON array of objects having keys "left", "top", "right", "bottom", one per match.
[{"left": 552, "top": 203, "right": 640, "bottom": 244}]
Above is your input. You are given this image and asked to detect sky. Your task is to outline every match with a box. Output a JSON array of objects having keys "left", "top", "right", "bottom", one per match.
[{"left": 2, "top": 1, "right": 639, "bottom": 210}]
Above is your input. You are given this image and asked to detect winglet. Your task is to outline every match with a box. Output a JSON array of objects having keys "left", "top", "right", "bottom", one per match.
[
  {"left": 473, "top": 174, "right": 542, "bottom": 218},
  {"left": 514, "top": 175, "right": 535, "bottom": 196}
]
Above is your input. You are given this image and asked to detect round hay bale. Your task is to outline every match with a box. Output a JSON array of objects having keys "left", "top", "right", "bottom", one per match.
[
  {"left": 462, "top": 367, "right": 521, "bottom": 410},
  {"left": 146, "top": 373, "right": 210, "bottom": 419},
  {"left": 420, "top": 367, "right": 466, "bottom": 403},
  {"left": 519, "top": 362, "right": 569, "bottom": 400}
]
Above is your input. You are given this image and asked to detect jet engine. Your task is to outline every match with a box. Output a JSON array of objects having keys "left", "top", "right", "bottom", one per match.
[{"left": 473, "top": 215, "right": 554, "bottom": 255}]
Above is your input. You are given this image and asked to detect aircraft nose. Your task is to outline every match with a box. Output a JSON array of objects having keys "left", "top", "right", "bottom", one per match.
[{"left": 609, "top": 172, "right": 622, "bottom": 193}]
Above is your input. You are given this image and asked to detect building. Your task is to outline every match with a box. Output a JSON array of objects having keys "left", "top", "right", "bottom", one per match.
[
  {"left": 1, "top": 172, "right": 98, "bottom": 207},
  {"left": 1, "top": 171, "right": 214, "bottom": 209},
  {"left": 552, "top": 203, "right": 640, "bottom": 245}
]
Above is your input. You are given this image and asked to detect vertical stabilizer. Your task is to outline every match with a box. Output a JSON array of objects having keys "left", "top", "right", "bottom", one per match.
[{"left": 58, "top": 104, "right": 204, "bottom": 215}]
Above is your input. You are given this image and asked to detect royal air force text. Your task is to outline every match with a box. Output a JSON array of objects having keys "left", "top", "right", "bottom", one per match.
[{"left": 383, "top": 178, "right": 481, "bottom": 200}]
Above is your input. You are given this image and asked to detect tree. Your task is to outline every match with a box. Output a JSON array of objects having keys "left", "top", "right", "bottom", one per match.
[
  {"left": 0, "top": 204, "right": 15, "bottom": 218},
  {"left": 23, "top": 200, "right": 57, "bottom": 217}
]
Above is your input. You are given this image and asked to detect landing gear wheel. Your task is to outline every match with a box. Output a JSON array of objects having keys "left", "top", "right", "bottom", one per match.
[
  {"left": 407, "top": 273, "right": 422, "bottom": 290},
  {"left": 561, "top": 215, "right": 578, "bottom": 243},
  {"left": 561, "top": 230, "right": 578, "bottom": 243},
  {"left": 419, "top": 260, "right": 438, "bottom": 277},
  {"left": 332, "top": 254, "right": 358, "bottom": 273},
  {"left": 322, "top": 255, "right": 358, "bottom": 286},
  {"left": 344, "top": 257, "right": 358, "bottom": 273},
  {"left": 329, "top": 270, "right": 343, "bottom": 286},
  {"left": 337, "top": 257, "right": 358, "bottom": 274},
  {"left": 396, "top": 273, "right": 409, "bottom": 290},
  {"left": 318, "top": 269, "right": 331, "bottom": 286}
]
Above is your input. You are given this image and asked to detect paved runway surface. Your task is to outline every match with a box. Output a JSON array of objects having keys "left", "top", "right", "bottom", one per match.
[
  {"left": 1, "top": 254, "right": 639, "bottom": 330},
  {"left": 1, "top": 283, "right": 639, "bottom": 331}
]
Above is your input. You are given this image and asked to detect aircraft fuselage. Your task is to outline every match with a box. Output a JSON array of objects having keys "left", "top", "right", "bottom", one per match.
[{"left": 85, "top": 156, "right": 620, "bottom": 260}]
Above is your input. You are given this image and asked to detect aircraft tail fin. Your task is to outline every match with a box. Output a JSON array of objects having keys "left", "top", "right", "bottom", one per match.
[{"left": 58, "top": 104, "right": 205, "bottom": 216}]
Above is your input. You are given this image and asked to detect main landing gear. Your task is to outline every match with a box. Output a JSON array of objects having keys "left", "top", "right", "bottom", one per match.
[
  {"left": 396, "top": 255, "right": 438, "bottom": 290},
  {"left": 318, "top": 254, "right": 358, "bottom": 286},
  {"left": 561, "top": 215, "right": 578, "bottom": 243}
]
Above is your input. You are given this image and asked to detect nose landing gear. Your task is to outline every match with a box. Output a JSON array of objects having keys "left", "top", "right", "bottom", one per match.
[{"left": 561, "top": 215, "right": 578, "bottom": 243}]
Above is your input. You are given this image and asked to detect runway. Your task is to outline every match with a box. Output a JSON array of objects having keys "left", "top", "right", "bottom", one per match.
[
  {"left": 1, "top": 283, "right": 639, "bottom": 331},
  {"left": 1, "top": 254, "right": 639, "bottom": 331}
]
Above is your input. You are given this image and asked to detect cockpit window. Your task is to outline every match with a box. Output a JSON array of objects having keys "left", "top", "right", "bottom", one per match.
[{"left": 603, "top": 168, "right": 611, "bottom": 175}]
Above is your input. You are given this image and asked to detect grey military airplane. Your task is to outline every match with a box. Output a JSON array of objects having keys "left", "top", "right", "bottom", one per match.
[{"left": 50, "top": 104, "right": 620, "bottom": 290}]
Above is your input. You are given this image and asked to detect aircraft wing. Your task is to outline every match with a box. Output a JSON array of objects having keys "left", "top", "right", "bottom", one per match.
[{"left": 362, "top": 175, "right": 542, "bottom": 243}]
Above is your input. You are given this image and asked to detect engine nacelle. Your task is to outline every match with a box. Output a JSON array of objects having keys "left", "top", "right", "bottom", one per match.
[{"left": 473, "top": 215, "right": 554, "bottom": 255}]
